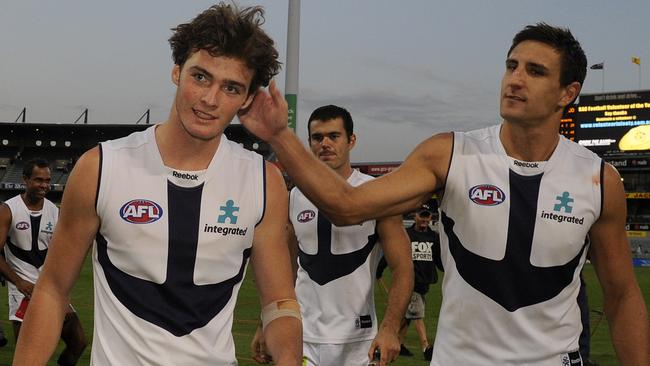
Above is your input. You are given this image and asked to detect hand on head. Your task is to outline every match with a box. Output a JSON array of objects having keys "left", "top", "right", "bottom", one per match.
[{"left": 238, "top": 79, "right": 291, "bottom": 143}]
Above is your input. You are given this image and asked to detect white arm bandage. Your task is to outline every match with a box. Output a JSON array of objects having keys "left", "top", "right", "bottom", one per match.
[{"left": 261, "top": 298, "right": 302, "bottom": 329}]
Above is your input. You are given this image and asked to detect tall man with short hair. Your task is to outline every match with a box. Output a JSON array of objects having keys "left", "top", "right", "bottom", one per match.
[
  {"left": 240, "top": 23, "right": 650, "bottom": 365},
  {"left": 14, "top": 5, "right": 302, "bottom": 365},
  {"left": 0, "top": 158, "right": 87, "bottom": 365},
  {"left": 253, "top": 105, "right": 413, "bottom": 366}
]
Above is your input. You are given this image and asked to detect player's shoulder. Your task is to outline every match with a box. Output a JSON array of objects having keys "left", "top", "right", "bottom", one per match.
[
  {"left": 453, "top": 124, "right": 500, "bottom": 148},
  {"left": 3, "top": 195, "right": 21, "bottom": 206},
  {"left": 461, "top": 124, "right": 498, "bottom": 137},
  {"left": 43, "top": 198, "right": 59, "bottom": 212},
  {"left": 289, "top": 185, "right": 306, "bottom": 205},
  {"left": 289, "top": 185, "right": 301, "bottom": 196},
  {"left": 101, "top": 125, "right": 153, "bottom": 151},
  {"left": 407, "top": 131, "right": 454, "bottom": 166},
  {"left": 0, "top": 200, "right": 13, "bottom": 223},
  {"left": 1, "top": 195, "right": 22, "bottom": 214},
  {"left": 221, "top": 136, "right": 264, "bottom": 164},
  {"left": 560, "top": 135, "right": 601, "bottom": 162},
  {"left": 0, "top": 195, "right": 23, "bottom": 226},
  {"left": 350, "top": 169, "right": 374, "bottom": 184}
]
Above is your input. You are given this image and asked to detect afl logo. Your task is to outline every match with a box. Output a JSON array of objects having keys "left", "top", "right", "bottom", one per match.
[
  {"left": 15, "top": 221, "right": 29, "bottom": 230},
  {"left": 297, "top": 209, "right": 316, "bottom": 223},
  {"left": 469, "top": 184, "right": 506, "bottom": 206},
  {"left": 120, "top": 199, "right": 163, "bottom": 224}
]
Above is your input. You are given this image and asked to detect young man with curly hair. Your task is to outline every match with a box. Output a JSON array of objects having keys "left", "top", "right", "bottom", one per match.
[{"left": 14, "top": 4, "right": 301, "bottom": 365}]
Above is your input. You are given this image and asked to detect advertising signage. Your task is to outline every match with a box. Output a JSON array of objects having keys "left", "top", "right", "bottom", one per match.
[{"left": 575, "top": 90, "right": 650, "bottom": 154}]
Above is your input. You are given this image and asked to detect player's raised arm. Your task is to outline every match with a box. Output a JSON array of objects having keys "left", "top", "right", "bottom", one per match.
[
  {"left": 13, "top": 148, "right": 100, "bottom": 365},
  {"left": 240, "top": 88, "right": 451, "bottom": 224},
  {"left": 250, "top": 162, "right": 302, "bottom": 366}
]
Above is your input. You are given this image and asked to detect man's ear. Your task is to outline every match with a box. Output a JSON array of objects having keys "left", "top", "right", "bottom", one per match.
[
  {"left": 348, "top": 133, "right": 357, "bottom": 150},
  {"left": 559, "top": 81, "right": 581, "bottom": 108},
  {"left": 172, "top": 64, "right": 181, "bottom": 86},
  {"left": 241, "top": 90, "right": 256, "bottom": 110}
]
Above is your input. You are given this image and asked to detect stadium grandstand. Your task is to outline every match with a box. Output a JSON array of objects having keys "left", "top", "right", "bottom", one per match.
[{"left": 0, "top": 121, "right": 271, "bottom": 202}]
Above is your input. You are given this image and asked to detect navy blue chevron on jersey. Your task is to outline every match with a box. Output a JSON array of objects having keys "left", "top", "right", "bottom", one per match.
[
  {"left": 291, "top": 169, "right": 382, "bottom": 344},
  {"left": 92, "top": 125, "right": 264, "bottom": 365},
  {"left": 433, "top": 124, "right": 602, "bottom": 365}
]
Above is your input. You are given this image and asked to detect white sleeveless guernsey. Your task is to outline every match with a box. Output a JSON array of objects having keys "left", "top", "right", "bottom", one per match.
[
  {"left": 433, "top": 124, "right": 602, "bottom": 365},
  {"left": 291, "top": 169, "right": 382, "bottom": 343},
  {"left": 92, "top": 125, "right": 265, "bottom": 365},
  {"left": 4, "top": 195, "right": 57, "bottom": 290}
]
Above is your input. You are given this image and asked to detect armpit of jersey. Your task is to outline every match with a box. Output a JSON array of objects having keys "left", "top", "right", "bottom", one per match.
[{"left": 298, "top": 212, "right": 378, "bottom": 286}]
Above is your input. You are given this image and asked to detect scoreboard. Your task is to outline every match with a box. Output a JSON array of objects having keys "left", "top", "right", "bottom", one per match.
[
  {"left": 559, "top": 104, "right": 576, "bottom": 141},
  {"left": 575, "top": 90, "right": 650, "bottom": 154}
]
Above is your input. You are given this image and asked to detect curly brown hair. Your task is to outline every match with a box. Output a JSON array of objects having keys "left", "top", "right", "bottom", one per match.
[{"left": 169, "top": 3, "right": 281, "bottom": 94}]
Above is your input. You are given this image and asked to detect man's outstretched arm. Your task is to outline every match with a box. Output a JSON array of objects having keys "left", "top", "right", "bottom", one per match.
[{"left": 239, "top": 81, "right": 451, "bottom": 224}]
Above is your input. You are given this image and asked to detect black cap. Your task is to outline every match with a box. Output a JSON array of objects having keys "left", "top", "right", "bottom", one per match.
[{"left": 417, "top": 204, "right": 432, "bottom": 216}]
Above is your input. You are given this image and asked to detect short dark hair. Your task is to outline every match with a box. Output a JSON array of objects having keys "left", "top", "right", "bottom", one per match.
[
  {"left": 169, "top": 3, "right": 281, "bottom": 94},
  {"left": 23, "top": 158, "right": 49, "bottom": 178},
  {"left": 307, "top": 105, "right": 354, "bottom": 140},
  {"left": 508, "top": 23, "right": 587, "bottom": 87}
]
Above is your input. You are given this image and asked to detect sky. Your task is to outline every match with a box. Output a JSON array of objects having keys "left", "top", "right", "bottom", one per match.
[{"left": 1, "top": 0, "right": 649, "bottom": 162}]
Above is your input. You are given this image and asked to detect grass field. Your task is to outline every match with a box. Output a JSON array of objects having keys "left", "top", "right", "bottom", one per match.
[{"left": 0, "top": 261, "right": 648, "bottom": 366}]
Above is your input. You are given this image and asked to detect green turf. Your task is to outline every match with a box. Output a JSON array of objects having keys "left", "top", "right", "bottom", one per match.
[{"left": 0, "top": 261, "right": 648, "bottom": 365}]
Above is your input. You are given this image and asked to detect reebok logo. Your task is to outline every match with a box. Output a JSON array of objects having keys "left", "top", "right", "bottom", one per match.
[
  {"left": 172, "top": 171, "right": 198, "bottom": 180},
  {"left": 513, "top": 160, "right": 539, "bottom": 168}
]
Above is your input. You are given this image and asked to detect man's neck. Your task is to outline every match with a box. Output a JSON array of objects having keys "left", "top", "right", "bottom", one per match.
[
  {"left": 21, "top": 193, "right": 43, "bottom": 211},
  {"left": 335, "top": 163, "right": 354, "bottom": 180},
  {"left": 500, "top": 120, "right": 560, "bottom": 162},
  {"left": 155, "top": 120, "right": 222, "bottom": 171}
]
